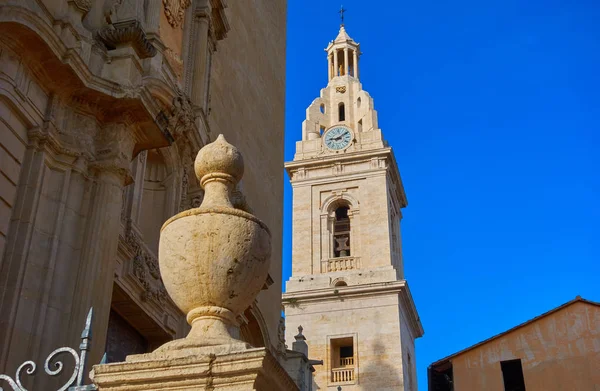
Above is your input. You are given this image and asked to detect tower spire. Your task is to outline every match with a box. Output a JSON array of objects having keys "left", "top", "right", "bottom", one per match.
[{"left": 339, "top": 5, "right": 346, "bottom": 26}]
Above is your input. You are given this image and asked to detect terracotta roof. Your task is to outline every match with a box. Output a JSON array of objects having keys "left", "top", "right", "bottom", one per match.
[{"left": 430, "top": 296, "right": 600, "bottom": 369}]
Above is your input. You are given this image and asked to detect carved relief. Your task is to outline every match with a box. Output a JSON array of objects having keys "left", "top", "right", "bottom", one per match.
[
  {"left": 168, "top": 93, "right": 195, "bottom": 138},
  {"left": 163, "top": 0, "right": 191, "bottom": 28},
  {"left": 125, "top": 228, "right": 171, "bottom": 305}
]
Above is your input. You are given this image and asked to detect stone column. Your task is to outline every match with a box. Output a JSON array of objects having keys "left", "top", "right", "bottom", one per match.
[
  {"left": 144, "top": 0, "right": 163, "bottom": 36},
  {"left": 190, "top": 3, "right": 212, "bottom": 112},
  {"left": 353, "top": 49, "right": 358, "bottom": 78},
  {"left": 328, "top": 53, "right": 332, "bottom": 81},
  {"left": 333, "top": 49, "right": 339, "bottom": 77},
  {"left": 344, "top": 48, "right": 349, "bottom": 76},
  {"left": 69, "top": 124, "right": 135, "bottom": 368}
]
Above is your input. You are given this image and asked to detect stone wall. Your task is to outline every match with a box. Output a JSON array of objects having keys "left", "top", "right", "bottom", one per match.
[
  {"left": 450, "top": 301, "right": 600, "bottom": 391},
  {"left": 209, "top": 0, "right": 287, "bottom": 352}
]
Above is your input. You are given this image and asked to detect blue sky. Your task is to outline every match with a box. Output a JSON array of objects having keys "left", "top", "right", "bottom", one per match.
[{"left": 282, "top": 0, "right": 600, "bottom": 388}]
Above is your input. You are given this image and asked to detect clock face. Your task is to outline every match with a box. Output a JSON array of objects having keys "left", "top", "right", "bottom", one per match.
[{"left": 324, "top": 126, "right": 353, "bottom": 150}]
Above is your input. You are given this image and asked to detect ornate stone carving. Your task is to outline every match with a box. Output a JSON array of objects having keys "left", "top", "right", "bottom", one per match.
[
  {"left": 96, "top": 20, "right": 157, "bottom": 58},
  {"left": 179, "top": 167, "right": 189, "bottom": 212},
  {"left": 277, "top": 317, "right": 287, "bottom": 356},
  {"left": 125, "top": 228, "right": 171, "bottom": 305},
  {"left": 163, "top": 0, "right": 191, "bottom": 28},
  {"left": 168, "top": 93, "right": 195, "bottom": 138}
]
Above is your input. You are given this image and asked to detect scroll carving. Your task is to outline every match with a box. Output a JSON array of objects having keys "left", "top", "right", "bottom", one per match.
[
  {"left": 163, "top": 0, "right": 191, "bottom": 28},
  {"left": 126, "top": 229, "right": 170, "bottom": 303}
]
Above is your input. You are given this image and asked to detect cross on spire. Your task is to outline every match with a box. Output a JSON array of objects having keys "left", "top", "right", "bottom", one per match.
[{"left": 339, "top": 5, "right": 346, "bottom": 26}]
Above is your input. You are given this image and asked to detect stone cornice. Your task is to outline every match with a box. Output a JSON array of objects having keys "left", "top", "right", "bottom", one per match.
[
  {"left": 283, "top": 280, "right": 424, "bottom": 338},
  {"left": 285, "top": 146, "right": 408, "bottom": 208}
]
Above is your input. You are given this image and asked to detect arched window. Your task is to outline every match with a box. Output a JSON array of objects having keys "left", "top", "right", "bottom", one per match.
[
  {"left": 334, "top": 280, "right": 348, "bottom": 287},
  {"left": 338, "top": 102, "right": 345, "bottom": 122},
  {"left": 320, "top": 103, "right": 325, "bottom": 114},
  {"left": 333, "top": 206, "right": 350, "bottom": 257}
]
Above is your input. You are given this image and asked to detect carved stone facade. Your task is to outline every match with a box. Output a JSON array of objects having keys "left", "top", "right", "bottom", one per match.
[{"left": 0, "top": 0, "right": 286, "bottom": 389}]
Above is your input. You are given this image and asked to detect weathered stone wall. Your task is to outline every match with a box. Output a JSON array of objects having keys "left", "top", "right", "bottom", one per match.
[
  {"left": 209, "top": 0, "right": 287, "bottom": 351},
  {"left": 284, "top": 292, "right": 407, "bottom": 390},
  {"left": 451, "top": 301, "right": 600, "bottom": 391}
]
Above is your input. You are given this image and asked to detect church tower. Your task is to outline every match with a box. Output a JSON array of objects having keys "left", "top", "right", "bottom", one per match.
[{"left": 283, "top": 23, "right": 424, "bottom": 390}]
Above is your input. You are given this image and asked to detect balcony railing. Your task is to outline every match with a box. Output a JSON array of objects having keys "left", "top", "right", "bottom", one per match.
[
  {"left": 322, "top": 256, "right": 360, "bottom": 273},
  {"left": 340, "top": 357, "right": 354, "bottom": 366},
  {"left": 331, "top": 367, "right": 355, "bottom": 383}
]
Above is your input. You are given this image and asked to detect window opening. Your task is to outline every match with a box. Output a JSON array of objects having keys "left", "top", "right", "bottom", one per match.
[
  {"left": 320, "top": 104, "right": 325, "bottom": 114},
  {"left": 320, "top": 125, "right": 326, "bottom": 136},
  {"left": 333, "top": 206, "right": 350, "bottom": 257},
  {"left": 501, "top": 359, "right": 526, "bottom": 391},
  {"left": 330, "top": 336, "right": 355, "bottom": 383},
  {"left": 338, "top": 103, "right": 346, "bottom": 122},
  {"left": 358, "top": 119, "right": 363, "bottom": 132}
]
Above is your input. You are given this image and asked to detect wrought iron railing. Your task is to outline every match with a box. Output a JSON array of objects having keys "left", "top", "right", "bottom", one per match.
[{"left": 0, "top": 308, "right": 102, "bottom": 391}]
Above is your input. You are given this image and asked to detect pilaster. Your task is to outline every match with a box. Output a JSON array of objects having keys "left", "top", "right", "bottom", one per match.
[{"left": 69, "top": 124, "right": 136, "bottom": 369}]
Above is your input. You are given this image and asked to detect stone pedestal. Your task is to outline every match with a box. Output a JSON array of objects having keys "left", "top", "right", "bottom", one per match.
[{"left": 91, "top": 348, "right": 297, "bottom": 390}]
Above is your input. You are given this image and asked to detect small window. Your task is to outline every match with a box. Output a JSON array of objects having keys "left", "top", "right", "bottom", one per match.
[
  {"left": 358, "top": 119, "right": 363, "bottom": 132},
  {"left": 334, "top": 280, "right": 348, "bottom": 287},
  {"left": 330, "top": 336, "right": 355, "bottom": 383},
  {"left": 357, "top": 97, "right": 361, "bottom": 108},
  {"left": 320, "top": 125, "right": 326, "bottom": 135},
  {"left": 338, "top": 103, "right": 345, "bottom": 122},
  {"left": 501, "top": 359, "right": 526, "bottom": 391},
  {"left": 320, "top": 103, "right": 325, "bottom": 114}
]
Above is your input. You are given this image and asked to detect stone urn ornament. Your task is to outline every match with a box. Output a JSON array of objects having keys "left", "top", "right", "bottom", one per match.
[{"left": 157, "top": 134, "right": 271, "bottom": 352}]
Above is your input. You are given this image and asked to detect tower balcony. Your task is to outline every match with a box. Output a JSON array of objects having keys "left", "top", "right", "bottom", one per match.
[{"left": 321, "top": 256, "right": 361, "bottom": 273}]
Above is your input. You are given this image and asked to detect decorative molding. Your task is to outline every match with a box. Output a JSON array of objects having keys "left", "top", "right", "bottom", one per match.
[
  {"left": 96, "top": 20, "right": 157, "bottom": 58},
  {"left": 335, "top": 86, "right": 346, "bottom": 93},
  {"left": 125, "top": 228, "right": 170, "bottom": 305},
  {"left": 163, "top": 0, "right": 191, "bottom": 28}
]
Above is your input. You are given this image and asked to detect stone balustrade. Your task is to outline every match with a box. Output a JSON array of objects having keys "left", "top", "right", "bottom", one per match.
[
  {"left": 340, "top": 357, "right": 354, "bottom": 366},
  {"left": 322, "top": 256, "right": 361, "bottom": 273},
  {"left": 331, "top": 367, "right": 354, "bottom": 383}
]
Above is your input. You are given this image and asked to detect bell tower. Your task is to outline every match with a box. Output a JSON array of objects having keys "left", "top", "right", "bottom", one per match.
[{"left": 283, "top": 22, "right": 424, "bottom": 391}]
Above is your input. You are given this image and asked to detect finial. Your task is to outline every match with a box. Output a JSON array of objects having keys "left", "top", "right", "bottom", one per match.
[
  {"left": 295, "top": 325, "right": 306, "bottom": 341},
  {"left": 339, "top": 5, "right": 346, "bottom": 26},
  {"left": 194, "top": 134, "right": 244, "bottom": 208},
  {"left": 80, "top": 307, "right": 93, "bottom": 339}
]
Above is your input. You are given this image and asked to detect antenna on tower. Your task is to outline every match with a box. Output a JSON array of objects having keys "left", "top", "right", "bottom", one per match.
[{"left": 339, "top": 5, "right": 346, "bottom": 26}]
